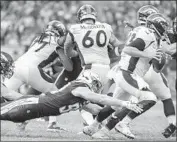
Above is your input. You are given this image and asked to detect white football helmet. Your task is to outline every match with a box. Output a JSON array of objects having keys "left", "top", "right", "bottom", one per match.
[{"left": 78, "top": 71, "right": 102, "bottom": 93}]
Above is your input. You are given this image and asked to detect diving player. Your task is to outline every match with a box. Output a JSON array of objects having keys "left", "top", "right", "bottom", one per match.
[{"left": 1, "top": 70, "right": 143, "bottom": 123}]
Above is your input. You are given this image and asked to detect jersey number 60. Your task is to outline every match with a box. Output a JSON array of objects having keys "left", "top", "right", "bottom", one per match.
[{"left": 82, "top": 30, "right": 107, "bottom": 48}]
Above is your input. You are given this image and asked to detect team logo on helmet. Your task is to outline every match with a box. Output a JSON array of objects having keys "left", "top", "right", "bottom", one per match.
[
  {"left": 147, "top": 13, "right": 169, "bottom": 37},
  {"left": 137, "top": 5, "right": 159, "bottom": 25},
  {"left": 77, "top": 4, "right": 97, "bottom": 22}
]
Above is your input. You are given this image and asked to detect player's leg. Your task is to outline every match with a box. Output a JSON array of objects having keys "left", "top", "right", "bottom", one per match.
[
  {"left": 92, "top": 70, "right": 157, "bottom": 139},
  {"left": 80, "top": 64, "right": 111, "bottom": 126},
  {"left": 47, "top": 58, "right": 82, "bottom": 131},
  {"left": 47, "top": 69, "right": 71, "bottom": 132},
  {"left": 144, "top": 68, "right": 176, "bottom": 138},
  {"left": 82, "top": 81, "right": 128, "bottom": 136},
  {"left": 0, "top": 93, "right": 65, "bottom": 122}
]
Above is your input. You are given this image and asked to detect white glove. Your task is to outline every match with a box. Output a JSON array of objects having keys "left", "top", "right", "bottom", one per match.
[{"left": 122, "top": 101, "right": 143, "bottom": 113}]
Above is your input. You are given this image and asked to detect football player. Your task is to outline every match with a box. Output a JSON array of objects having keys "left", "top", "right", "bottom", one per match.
[
  {"left": 3, "top": 20, "right": 72, "bottom": 131},
  {"left": 64, "top": 4, "right": 123, "bottom": 126},
  {"left": 1, "top": 70, "right": 143, "bottom": 122},
  {"left": 82, "top": 5, "right": 160, "bottom": 138},
  {"left": 114, "top": 9, "right": 177, "bottom": 139},
  {"left": 84, "top": 6, "right": 177, "bottom": 139},
  {"left": 84, "top": 13, "right": 169, "bottom": 139},
  {"left": 162, "top": 17, "right": 176, "bottom": 58},
  {"left": 1, "top": 52, "right": 23, "bottom": 102},
  {"left": 64, "top": 4, "right": 122, "bottom": 87}
]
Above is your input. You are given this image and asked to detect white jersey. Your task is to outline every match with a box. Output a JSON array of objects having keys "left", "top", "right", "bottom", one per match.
[
  {"left": 15, "top": 35, "right": 58, "bottom": 66},
  {"left": 118, "top": 26, "right": 159, "bottom": 77},
  {"left": 69, "top": 22, "right": 112, "bottom": 65}
]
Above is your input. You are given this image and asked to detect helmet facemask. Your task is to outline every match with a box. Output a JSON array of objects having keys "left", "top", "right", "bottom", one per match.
[
  {"left": 77, "top": 71, "right": 102, "bottom": 93},
  {"left": 146, "top": 14, "right": 168, "bottom": 39}
]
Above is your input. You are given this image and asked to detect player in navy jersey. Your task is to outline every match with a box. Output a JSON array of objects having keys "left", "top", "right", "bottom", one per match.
[{"left": 1, "top": 70, "right": 143, "bottom": 123}]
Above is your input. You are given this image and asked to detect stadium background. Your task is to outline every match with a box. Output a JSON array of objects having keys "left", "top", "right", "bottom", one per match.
[
  {"left": 0, "top": 1, "right": 176, "bottom": 141},
  {"left": 1, "top": 0, "right": 176, "bottom": 96}
]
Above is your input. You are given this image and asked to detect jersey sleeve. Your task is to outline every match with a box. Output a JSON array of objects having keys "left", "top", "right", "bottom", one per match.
[
  {"left": 126, "top": 27, "right": 152, "bottom": 51},
  {"left": 64, "top": 25, "right": 79, "bottom": 58}
]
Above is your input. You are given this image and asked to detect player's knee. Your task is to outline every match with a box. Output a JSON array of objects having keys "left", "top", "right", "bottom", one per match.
[{"left": 139, "top": 91, "right": 157, "bottom": 102}]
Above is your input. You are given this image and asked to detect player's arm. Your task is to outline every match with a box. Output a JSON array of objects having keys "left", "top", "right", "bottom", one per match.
[
  {"left": 109, "top": 33, "right": 123, "bottom": 56},
  {"left": 162, "top": 42, "right": 176, "bottom": 55},
  {"left": 123, "top": 38, "right": 162, "bottom": 61},
  {"left": 64, "top": 32, "right": 78, "bottom": 58},
  {"left": 56, "top": 47, "right": 73, "bottom": 71},
  {"left": 71, "top": 87, "right": 143, "bottom": 113},
  {"left": 1, "top": 84, "right": 23, "bottom": 101}
]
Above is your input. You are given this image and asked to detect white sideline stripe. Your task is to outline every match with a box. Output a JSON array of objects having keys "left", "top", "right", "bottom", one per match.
[{"left": 1, "top": 97, "right": 39, "bottom": 114}]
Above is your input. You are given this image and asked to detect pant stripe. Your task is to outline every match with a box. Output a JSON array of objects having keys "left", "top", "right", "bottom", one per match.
[{"left": 122, "top": 70, "right": 139, "bottom": 89}]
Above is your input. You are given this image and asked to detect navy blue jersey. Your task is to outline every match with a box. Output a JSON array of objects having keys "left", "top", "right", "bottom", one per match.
[
  {"left": 1, "top": 80, "right": 89, "bottom": 122},
  {"left": 39, "top": 80, "right": 88, "bottom": 114}
]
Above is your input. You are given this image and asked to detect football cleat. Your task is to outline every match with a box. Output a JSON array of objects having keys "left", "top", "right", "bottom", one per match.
[
  {"left": 162, "top": 123, "right": 177, "bottom": 138},
  {"left": 16, "top": 121, "right": 28, "bottom": 131},
  {"left": 47, "top": 122, "right": 68, "bottom": 132},
  {"left": 91, "top": 127, "right": 110, "bottom": 139},
  {"left": 83, "top": 121, "right": 101, "bottom": 136},
  {"left": 115, "top": 122, "right": 135, "bottom": 139}
]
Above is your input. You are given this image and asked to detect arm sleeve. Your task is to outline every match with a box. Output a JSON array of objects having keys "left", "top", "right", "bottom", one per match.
[
  {"left": 56, "top": 48, "right": 73, "bottom": 71},
  {"left": 64, "top": 32, "right": 78, "bottom": 58},
  {"left": 127, "top": 38, "right": 146, "bottom": 51},
  {"left": 38, "top": 51, "right": 58, "bottom": 68}
]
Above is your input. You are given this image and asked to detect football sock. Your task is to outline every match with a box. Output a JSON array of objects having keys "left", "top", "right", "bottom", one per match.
[
  {"left": 96, "top": 106, "right": 115, "bottom": 122},
  {"left": 162, "top": 98, "right": 176, "bottom": 125},
  {"left": 105, "top": 107, "right": 130, "bottom": 130},
  {"left": 127, "top": 100, "right": 156, "bottom": 120}
]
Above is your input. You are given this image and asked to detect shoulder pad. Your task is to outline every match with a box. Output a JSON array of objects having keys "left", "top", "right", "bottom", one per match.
[{"left": 133, "top": 26, "right": 154, "bottom": 41}]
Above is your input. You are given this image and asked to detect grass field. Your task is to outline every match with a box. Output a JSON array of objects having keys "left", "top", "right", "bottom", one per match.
[{"left": 1, "top": 101, "right": 176, "bottom": 141}]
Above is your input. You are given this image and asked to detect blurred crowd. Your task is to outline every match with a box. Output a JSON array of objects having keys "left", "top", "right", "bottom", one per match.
[
  {"left": 1, "top": 1, "right": 176, "bottom": 96},
  {"left": 1, "top": 1, "right": 176, "bottom": 46}
]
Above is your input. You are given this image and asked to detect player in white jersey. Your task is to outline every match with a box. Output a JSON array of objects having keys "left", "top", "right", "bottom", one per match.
[
  {"left": 64, "top": 4, "right": 122, "bottom": 126},
  {"left": 84, "top": 13, "right": 170, "bottom": 139},
  {"left": 3, "top": 20, "right": 71, "bottom": 131},
  {"left": 64, "top": 4, "right": 122, "bottom": 87},
  {"left": 85, "top": 6, "right": 176, "bottom": 139},
  {"left": 114, "top": 7, "right": 176, "bottom": 139}
]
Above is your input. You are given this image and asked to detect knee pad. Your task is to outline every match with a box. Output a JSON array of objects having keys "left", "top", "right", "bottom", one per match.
[{"left": 139, "top": 91, "right": 157, "bottom": 102}]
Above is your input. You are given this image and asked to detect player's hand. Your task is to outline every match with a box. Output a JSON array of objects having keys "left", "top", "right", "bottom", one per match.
[
  {"left": 122, "top": 101, "right": 143, "bottom": 113},
  {"left": 146, "top": 48, "right": 163, "bottom": 61}
]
